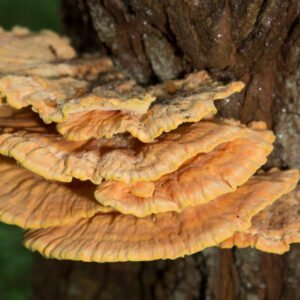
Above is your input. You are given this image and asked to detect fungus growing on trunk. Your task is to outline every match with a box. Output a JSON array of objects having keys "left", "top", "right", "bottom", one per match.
[
  {"left": 0, "top": 26, "right": 112, "bottom": 78},
  {"left": 0, "top": 26, "right": 76, "bottom": 73},
  {"left": 0, "top": 157, "right": 112, "bottom": 229},
  {"left": 94, "top": 125, "right": 275, "bottom": 216},
  {"left": 0, "top": 76, "right": 154, "bottom": 123},
  {"left": 24, "top": 170, "right": 299, "bottom": 262},
  {"left": 221, "top": 185, "right": 300, "bottom": 254},
  {"left": 0, "top": 28, "right": 299, "bottom": 262},
  {"left": 56, "top": 73, "right": 244, "bottom": 142}
]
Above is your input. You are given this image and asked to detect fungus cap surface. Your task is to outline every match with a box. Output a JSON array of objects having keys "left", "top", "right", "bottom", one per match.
[
  {"left": 24, "top": 170, "right": 299, "bottom": 262},
  {"left": 61, "top": 80, "right": 156, "bottom": 115},
  {"left": 18, "top": 56, "right": 113, "bottom": 79},
  {"left": 0, "top": 75, "right": 155, "bottom": 123},
  {"left": 0, "top": 157, "right": 111, "bottom": 229},
  {"left": 221, "top": 183, "right": 300, "bottom": 254},
  {"left": 0, "top": 27, "right": 76, "bottom": 74},
  {"left": 95, "top": 125, "right": 275, "bottom": 216},
  {"left": 0, "top": 119, "right": 272, "bottom": 184},
  {"left": 57, "top": 72, "right": 245, "bottom": 142},
  {"left": 0, "top": 75, "right": 89, "bottom": 123}
]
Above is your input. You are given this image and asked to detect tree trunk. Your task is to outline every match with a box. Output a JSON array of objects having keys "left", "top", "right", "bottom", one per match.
[{"left": 32, "top": 1, "right": 300, "bottom": 299}]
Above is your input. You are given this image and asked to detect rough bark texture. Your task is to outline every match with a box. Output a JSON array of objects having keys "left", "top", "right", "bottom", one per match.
[{"left": 33, "top": 1, "right": 300, "bottom": 299}]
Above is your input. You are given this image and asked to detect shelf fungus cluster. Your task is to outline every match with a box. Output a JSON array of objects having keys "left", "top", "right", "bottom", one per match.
[{"left": 0, "top": 27, "right": 299, "bottom": 262}]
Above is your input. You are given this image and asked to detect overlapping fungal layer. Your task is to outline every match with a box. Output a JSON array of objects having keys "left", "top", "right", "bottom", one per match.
[
  {"left": 0, "top": 27, "right": 299, "bottom": 262},
  {"left": 220, "top": 185, "right": 300, "bottom": 254}
]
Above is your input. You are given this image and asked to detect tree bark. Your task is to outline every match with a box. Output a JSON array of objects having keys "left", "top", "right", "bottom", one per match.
[{"left": 33, "top": 1, "right": 300, "bottom": 299}]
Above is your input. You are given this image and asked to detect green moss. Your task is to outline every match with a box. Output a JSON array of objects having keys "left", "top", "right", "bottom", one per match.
[
  {"left": 0, "top": 224, "right": 33, "bottom": 300},
  {"left": 0, "top": 0, "right": 61, "bottom": 31}
]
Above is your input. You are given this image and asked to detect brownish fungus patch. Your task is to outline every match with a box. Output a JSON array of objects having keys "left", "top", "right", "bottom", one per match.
[
  {"left": 0, "top": 76, "right": 155, "bottom": 124},
  {"left": 0, "top": 28, "right": 298, "bottom": 262},
  {"left": 57, "top": 74, "right": 244, "bottom": 142},
  {"left": 221, "top": 185, "right": 300, "bottom": 254}
]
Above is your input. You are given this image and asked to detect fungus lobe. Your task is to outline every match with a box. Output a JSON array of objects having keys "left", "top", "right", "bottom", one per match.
[{"left": 24, "top": 170, "right": 299, "bottom": 262}]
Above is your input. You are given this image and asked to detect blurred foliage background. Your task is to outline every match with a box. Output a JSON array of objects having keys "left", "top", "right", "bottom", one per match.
[
  {"left": 0, "top": 0, "right": 60, "bottom": 31},
  {"left": 0, "top": 1, "right": 61, "bottom": 299}
]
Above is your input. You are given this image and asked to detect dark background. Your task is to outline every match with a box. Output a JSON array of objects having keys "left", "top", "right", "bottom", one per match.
[{"left": 0, "top": 1, "right": 60, "bottom": 299}]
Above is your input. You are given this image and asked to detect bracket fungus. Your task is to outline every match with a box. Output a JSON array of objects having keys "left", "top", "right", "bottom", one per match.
[
  {"left": 0, "top": 156, "right": 111, "bottom": 229},
  {"left": 24, "top": 170, "right": 298, "bottom": 262},
  {"left": 0, "top": 26, "right": 112, "bottom": 78},
  {"left": 56, "top": 74, "right": 244, "bottom": 142},
  {"left": 0, "top": 28, "right": 299, "bottom": 262},
  {"left": 94, "top": 125, "right": 275, "bottom": 216},
  {"left": 221, "top": 184, "right": 300, "bottom": 254}
]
